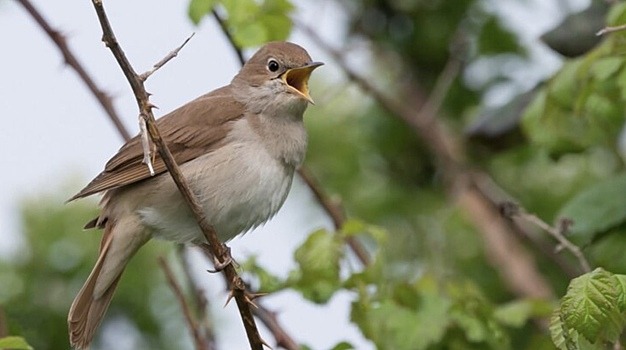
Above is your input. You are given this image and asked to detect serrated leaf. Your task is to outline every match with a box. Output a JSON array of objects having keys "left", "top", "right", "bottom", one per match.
[
  {"left": 0, "top": 336, "right": 33, "bottom": 350},
  {"left": 560, "top": 268, "right": 625, "bottom": 343},
  {"left": 550, "top": 308, "right": 569, "bottom": 350},
  {"left": 558, "top": 174, "right": 626, "bottom": 246},
  {"left": 188, "top": 0, "right": 217, "bottom": 24}
]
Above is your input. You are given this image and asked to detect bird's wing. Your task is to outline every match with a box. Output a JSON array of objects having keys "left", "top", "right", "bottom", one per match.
[{"left": 69, "top": 86, "right": 245, "bottom": 201}]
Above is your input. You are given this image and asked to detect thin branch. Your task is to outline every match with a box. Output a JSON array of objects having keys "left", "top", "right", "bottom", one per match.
[
  {"left": 597, "top": 24, "right": 626, "bottom": 36},
  {"left": 89, "top": 1, "right": 264, "bottom": 348},
  {"left": 16, "top": 0, "right": 131, "bottom": 141},
  {"left": 251, "top": 304, "right": 299, "bottom": 350},
  {"left": 178, "top": 246, "right": 217, "bottom": 347},
  {"left": 297, "top": 168, "right": 371, "bottom": 266},
  {"left": 500, "top": 201, "right": 592, "bottom": 273},
  {"left": 139, "top": 33, "right": 195, "bottom": 81},
  {"left": 159, "top": 257, "right": 213, "bottom": 350},
  {"left": 211, "top": 10, "right": 245, "bottom": 66}
]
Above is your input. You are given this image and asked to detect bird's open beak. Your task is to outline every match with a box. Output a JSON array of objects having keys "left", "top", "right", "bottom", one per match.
[{"left": 282, "top": 62, "right": 324, "bottom": 104}]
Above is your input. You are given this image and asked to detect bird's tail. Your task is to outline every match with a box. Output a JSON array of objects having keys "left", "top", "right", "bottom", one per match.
[{"left": 68, "top": 215, "right": 149, "bottom": 349}]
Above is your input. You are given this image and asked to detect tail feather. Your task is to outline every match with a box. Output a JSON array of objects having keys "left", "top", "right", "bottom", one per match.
[{"left": 68, "top": 216, "right": 149, "bottom": 349}]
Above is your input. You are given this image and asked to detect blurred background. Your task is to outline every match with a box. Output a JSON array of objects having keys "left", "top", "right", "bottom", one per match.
[{"left": 3, "top": 0, "right": 626, "bottom": 349}]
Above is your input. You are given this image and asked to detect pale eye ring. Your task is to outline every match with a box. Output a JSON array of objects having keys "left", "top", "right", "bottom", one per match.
[{"left": 267, "top": 59, "right": 280, "bottom": 72}]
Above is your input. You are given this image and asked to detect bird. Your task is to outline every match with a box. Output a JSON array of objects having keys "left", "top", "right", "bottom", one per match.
[{"left": 67, "top": 41, "right": 323, "bottom": 349}]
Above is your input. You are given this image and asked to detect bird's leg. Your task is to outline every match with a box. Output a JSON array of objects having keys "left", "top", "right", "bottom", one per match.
[{"left": 200, "top": 243, "right": 235, "bottom": 272}]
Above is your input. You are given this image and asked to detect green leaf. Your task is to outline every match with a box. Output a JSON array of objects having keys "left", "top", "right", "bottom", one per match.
[
  {"left": 607, "top": 2, "right": 626, "bottom": 27},
  {"left": 216, "top": 0, "right": 293, "bottom": 48},
  {"left": 493, "top": 299, "right": 554, "bottom": 328},
  {"left": 560, "top": 268, "right": 625, "bottom": 343},
  {"left": 614, "top": 274, "right": 626, "bottom": 312},
  {"left": 0, "top": 336, "right": 33, "bottom": 350},
  {"left": 188, "top": 0, "right": 217, "bottom": 24},
  {"left": 478, "top": 17, "right": 523, "bottom": 55},
  {"left": 290, "top": 229, "right": 343, "bottom": 303},
  {"left": 558, "top": 174, "right": 626, "bottom": 246},
  {"left": 330, "top": 341, "right": 355, "bottom": 350},
  {"left": 589, "top": 57, "right": 623, "bottom": 81}
]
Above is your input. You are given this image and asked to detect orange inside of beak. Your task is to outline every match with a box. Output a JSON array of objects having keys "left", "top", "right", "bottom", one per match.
[{"left": 282, "top": 62, "right": 323, "bottom": 103}]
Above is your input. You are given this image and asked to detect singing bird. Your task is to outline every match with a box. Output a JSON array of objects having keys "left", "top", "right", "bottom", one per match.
[{"left": 67, "top": 41, "right": 322, "bottom": 348}]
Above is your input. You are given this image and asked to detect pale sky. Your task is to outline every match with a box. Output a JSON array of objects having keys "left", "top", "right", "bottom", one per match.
[{"left": 0, "top": 0, "right": 584, "bottom": 349}]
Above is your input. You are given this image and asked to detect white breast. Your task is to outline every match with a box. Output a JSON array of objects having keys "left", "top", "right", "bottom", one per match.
[{"left": 137, "top": 117, "right": 300, "bottom": 243}]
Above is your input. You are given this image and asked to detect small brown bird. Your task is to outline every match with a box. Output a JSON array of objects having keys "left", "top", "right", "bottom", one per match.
[{"left": 67, "top": 41, "right": 322, "bottom": 349}]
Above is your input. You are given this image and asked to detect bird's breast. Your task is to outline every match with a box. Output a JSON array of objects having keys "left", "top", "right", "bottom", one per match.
[{"left": 137, "top": 117, "right": 299, "bottom": 243}]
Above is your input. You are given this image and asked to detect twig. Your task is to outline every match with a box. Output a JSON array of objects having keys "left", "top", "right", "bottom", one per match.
[
  {"left": 597, "top": 24, "right": 626, "bottom": 36},
  {"left": 16, "top": 0, "right": 131, "bottom": 141},
  {"left": 139, "top": 33, "right": 195, "bottom": 81},
  {"left": 251, "top": 304, "right": 299, "bottom": 350},
  {"left": 500, "top": 201, "right": 592, "bottom": 273},
  {"left": 158, "top": 257, "right": 213, "bottom": 350},
  {"left": 297, "top": 168, "right": 371, "bottom": 266},
  {"left": 89, "top": 1, "right": 264, "bottom": 348},
  {"left": 211, "top": 10, "right": 245, "bottom": 66},
  {"left": 177, "top": 246, "right": 217, "bottom": 347}
]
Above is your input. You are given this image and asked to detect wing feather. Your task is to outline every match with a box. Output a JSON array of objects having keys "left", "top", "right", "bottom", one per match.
[{"left": 69, "top": 86, "right": 244, "bottom": 201}]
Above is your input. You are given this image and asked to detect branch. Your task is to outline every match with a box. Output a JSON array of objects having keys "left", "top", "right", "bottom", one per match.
[
  {"left": 159, "top": 257, "right": 214, "bottom": 350},
  {"left": 500, "top": 201, "right": 592, "bottom": 273},
  {"left": 139, "top": 33, "right": 195, "bottom": 82},
  {"left": 89, "top": 1, "right": 264, "bottom": 348},
  {"left": 211, "top": 10, "right": 245, "bottom": 66},
  {"left": 178, "top": 246, "right": 217, "bottom": 347},
  {"left": 597, "top": 24, "right": 626, "bottom": 36},
  {"left": 16, "top": 0, "right": 131, "bottom": 142}
]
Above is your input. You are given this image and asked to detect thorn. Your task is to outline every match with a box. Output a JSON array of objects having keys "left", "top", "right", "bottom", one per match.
[
  {"left": 247, "top": 291, "right": 268, "bottom": 301},
  {"left": 223, "top": 290, "right": 235, "bottom": 308},
  {"left": 244, "top": 293, "right": 259, "bottom": 309},
  {"left": 555, "top": 244, "right": 565, "bottom": 253},
  {"left": 260, "top": 337, "right": 273, "bottom": 350}
]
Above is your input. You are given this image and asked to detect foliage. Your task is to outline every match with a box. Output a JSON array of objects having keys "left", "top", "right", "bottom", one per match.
[
  {"left": 551, "top": 269, "right": 626, "bottom": 350},
  {"left": 0, "top": 336, "right": 32, "bottom": 350},
  {"left": 188, "top": 0, "right": 293, "bottom": 47},
  {"left": 0, "top": 193, "right": 180, "bottom": 350}
]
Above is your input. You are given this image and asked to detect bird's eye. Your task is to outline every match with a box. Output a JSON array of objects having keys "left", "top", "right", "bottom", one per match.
[{"left": 267, "top": 59, "right": 280, "bottom": 72}]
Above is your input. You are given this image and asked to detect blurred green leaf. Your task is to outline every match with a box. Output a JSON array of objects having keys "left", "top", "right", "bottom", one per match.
[
  {"left": 289, "top": 229, "right": 342, "bottom": 303},
  {"left": 0, "top": 336, "right": 33, "bottom": 350},
  {"left": 187, "top": 0, "right": 217, "bottom": 24},
  {"left": 478, "top": 17, "right": 522, "bottom": 55},
  {"left": 558, "top": 174, "right": 626, "bottom": 246},
  {"left": 351, "top": 276, "right": 451, "bottom": 350},
  {"left": 192, "top": 0, "right": 293, "bottom": 48},
  {"left": 493, "top": 299, "right": 554, "bottom": 328},
  {"left": 330, "top": 341, "right": 355, "bottom": 350}
]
